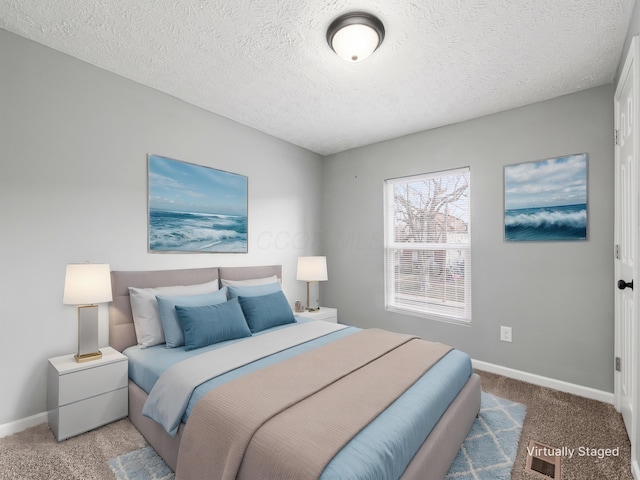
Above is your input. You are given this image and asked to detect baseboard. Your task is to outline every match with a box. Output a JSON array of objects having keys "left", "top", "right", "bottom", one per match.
[
  {"left": 472, "top": 359, "right": 614, "bottom": 405},
  {"left": 633, "top": 458, "right": 640, "bottom": 480},
  {"left": 0, "top": 411, "right": 48, "bottom": 438}
]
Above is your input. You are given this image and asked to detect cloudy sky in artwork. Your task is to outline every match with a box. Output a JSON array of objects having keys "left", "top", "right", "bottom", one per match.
[
  {"left": 504, "top": 154, "right": 587, "bottom": 210},
  {"left": 148, "top": 155, "right": 247, "bottom": 215}
]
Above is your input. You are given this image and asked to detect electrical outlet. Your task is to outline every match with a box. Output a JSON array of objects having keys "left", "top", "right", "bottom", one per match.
[{"left": 500, "top": 326, "right": 512, "bottom": 342}]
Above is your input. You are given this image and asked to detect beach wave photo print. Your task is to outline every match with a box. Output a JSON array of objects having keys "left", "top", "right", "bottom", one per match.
[
  {"left": 148, "top": 155, "right": 248, "bottom": 253},
  {"left": 504, "top": 153, "right": 587, "bottom": 242}
]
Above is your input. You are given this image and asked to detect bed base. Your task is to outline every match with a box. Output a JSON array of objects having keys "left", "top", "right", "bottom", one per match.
[{"left": 128, "top": 373, "right": 480, "bottom": 479}]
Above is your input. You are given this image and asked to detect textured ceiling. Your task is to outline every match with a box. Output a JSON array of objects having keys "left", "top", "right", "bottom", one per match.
[{"left": 0, "top": 0, "right": 635, "bottom": 155}]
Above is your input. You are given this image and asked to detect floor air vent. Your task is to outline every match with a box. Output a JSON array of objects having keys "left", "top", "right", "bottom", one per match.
[{"left": 525, "top": 440, "right": 562, "bottom": 479}]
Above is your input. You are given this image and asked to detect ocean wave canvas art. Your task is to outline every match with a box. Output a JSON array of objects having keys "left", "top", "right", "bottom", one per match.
[
  {"left": 148, "top": 155, "right": 248, "bottom": 253},
  {"left": 504, "top": 154, "right": 587, "bottom": 241}
]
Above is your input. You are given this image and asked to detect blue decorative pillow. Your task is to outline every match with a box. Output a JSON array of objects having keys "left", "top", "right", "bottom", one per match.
[
  {"left": 238, "top": 290, "right": 296, "bottom": 333},
  {"left": 156, "top": 288, "right": 228, "bottom": 348},
  {"left": 175, "top": 298, "right": 251, "bottom": 351},
  {"left": 227, "top": 282, "right": 281, "bottom": 299}
]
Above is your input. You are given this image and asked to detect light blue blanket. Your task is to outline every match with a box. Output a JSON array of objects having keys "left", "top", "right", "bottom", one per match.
[{"left": 142, "top": 321, "right": 348, "bottom": 436}]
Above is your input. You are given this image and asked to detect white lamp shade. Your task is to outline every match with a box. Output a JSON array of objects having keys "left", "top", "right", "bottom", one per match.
[
  {"left": 297, "top": 256, "right": 328, "bottom": 282},
  {"left": 63, "top": 263, "right": 113, "bottom": 305},
  {"left": 331, "top": 23, "right": 381, "bottom": 62}
]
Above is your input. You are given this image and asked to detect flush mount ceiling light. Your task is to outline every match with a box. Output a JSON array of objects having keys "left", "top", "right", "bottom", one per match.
[{"left": 327, "top": 12, "right": 385, "bottom": 62}]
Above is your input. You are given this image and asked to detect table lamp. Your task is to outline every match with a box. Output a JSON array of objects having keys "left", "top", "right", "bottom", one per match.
[
  {"left": 63, "top": 263, "right": 112, "bottom": 362},
  {"left": 296, "top": 256, "right": 328, "bottom": 311}
]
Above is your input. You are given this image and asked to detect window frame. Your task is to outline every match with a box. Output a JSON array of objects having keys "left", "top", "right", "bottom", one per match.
[{"left": 384, "top": 167, "right": 472, "bottom": 324}]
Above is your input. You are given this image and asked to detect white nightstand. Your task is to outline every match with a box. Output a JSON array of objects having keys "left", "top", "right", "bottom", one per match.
[
  {"left": 296, "top": 307, "right": 338, "bottom": 323},
  {"left": 47, "top": 346, "right": 128, "bottom": 441}
]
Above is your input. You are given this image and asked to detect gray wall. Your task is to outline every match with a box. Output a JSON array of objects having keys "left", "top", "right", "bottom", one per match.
[
  {"left": 0, "top": 29, "right": 323, "bottom": 426},
  {"left": 321, "top": 85, "right": 614, "bottom": 392}
]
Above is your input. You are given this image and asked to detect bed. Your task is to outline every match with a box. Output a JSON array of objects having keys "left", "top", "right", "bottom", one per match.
[{"left": 108, "top": 265, "right": 481, "bottom": 480}]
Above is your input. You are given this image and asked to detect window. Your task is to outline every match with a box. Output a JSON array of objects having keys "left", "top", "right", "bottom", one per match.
[{"left": 384, "top": 167, "right": 471, "bottom": 323}]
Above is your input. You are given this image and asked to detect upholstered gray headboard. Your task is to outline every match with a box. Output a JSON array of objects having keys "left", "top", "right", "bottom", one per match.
[{"left": 109, "top": 265, "right": 282, "bottom": 352}]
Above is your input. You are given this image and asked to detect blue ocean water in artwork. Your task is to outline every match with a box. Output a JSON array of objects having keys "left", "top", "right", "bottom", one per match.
[
  {"left": 149, "top": 209, "right": 247, "bottom": 252},
  {"left": 504, "top": 203, "right": 587, "bottom": 241}
]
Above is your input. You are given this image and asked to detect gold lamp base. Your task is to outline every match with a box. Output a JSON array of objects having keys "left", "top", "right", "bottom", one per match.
[
  {"left": 305, "top": 281, "right": 322, "bottom": 312},
  {"left": 74, "top": 351, "right": 103, "bottom": 363},
  {"left": 76, "top": 304, "right": 101, "bottom": 363}
]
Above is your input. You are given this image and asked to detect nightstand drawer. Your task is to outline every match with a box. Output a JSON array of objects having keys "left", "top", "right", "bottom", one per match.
[
  {"left": 58, "top": 361, "right": 127, "bottom": 406},
  {"left": 312, "top": 310, "right": 337, "bottom": 323},
  {"left": 296, "top": 307, "right": 338, "bottom": 323},
  {"left": 55, "top": 387, "right": 127, "bottom": 441}
]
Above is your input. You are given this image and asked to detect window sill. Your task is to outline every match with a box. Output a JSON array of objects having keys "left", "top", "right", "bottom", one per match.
[{"left": 385, "top": 305, "right": 472, "bottom": 326}]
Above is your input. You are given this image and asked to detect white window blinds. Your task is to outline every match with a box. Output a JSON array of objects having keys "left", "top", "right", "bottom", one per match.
[{"left": 384, "top": 167, "right": 471, "bottom": 323}]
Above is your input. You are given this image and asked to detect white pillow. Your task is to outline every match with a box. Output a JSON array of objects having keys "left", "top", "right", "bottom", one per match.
[
  {"left": 220, "top": 275, "right": 279, "bottom": 287},
  {"left": 129, "top": 280, "right": 219, "bottom": 348}
]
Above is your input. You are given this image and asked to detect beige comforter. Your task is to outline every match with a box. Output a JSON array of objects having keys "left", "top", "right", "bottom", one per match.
[{"left": 176, "top": 328, "right": 452, "bottom": 480}]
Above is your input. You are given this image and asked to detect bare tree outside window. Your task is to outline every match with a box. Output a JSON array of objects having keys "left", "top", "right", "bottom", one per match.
[{"left": 385, "top": 168, "right": 471, "bottom": 322}]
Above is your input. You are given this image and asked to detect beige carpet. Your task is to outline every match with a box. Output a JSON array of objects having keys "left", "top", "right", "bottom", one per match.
[
  {"left": 478, "top": 370, "right": 633, "bottom": 480},
  {"left": 0, "top": 370, "right": 632, "bottom": 479},
  {"left": 0, "top": 419, "right": 145, "bottom": 479}
]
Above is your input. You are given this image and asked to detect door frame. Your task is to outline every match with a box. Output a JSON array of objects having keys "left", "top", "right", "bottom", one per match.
[{"left": 615, "top": 34, "right": 640, "bottom": 480}]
